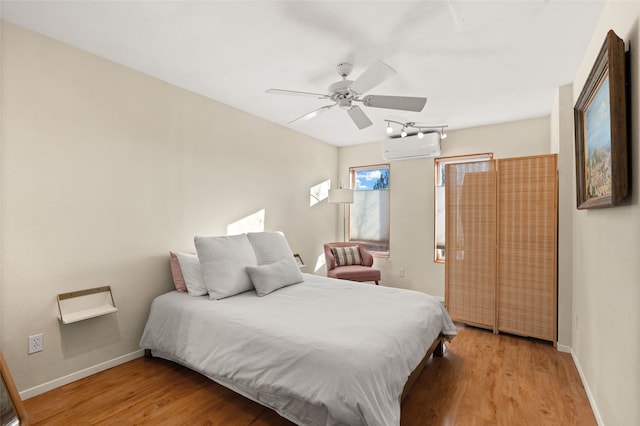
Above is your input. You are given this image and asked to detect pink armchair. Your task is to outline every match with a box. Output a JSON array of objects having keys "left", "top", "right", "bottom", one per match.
[{"left": 324, "top": 242, "right": 380, "bottom": 285}]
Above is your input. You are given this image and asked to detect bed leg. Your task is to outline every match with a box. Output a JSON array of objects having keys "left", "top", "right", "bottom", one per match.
[
  {"left": 144, "top": 349, "right": 153, "bottom": 359},
  {"left": 434, "top": 339, "right": 444, "bottom": 357}
]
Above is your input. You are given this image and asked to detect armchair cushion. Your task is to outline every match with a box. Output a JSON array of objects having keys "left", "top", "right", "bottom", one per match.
[
  {"left": 331, "top": 246, "right": 363, "bottom": 267},
  {"left": 328, "top": 265, "right": 381, "bottom": 283}
]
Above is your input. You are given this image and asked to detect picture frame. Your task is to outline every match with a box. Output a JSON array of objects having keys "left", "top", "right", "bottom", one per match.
[
  {"left": 293, "top": 253, "right": 305, "bottom": 268},
  {"left": 574, "top": 29, "right": 629, "bottom": 209},
  {"left": 0, "top": 352, "right": 28, "bottom": 426}
]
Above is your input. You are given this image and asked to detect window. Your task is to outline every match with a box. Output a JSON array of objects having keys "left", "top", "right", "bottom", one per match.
[
  {"left": 434, "top": 153, "right": 493, "bottom": 262},
  {"left": 349, "top": 164, "right": 390, "bottom": 255}
]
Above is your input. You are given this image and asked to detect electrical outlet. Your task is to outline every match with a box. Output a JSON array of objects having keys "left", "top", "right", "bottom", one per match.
[{"left": 28, "top": 333, "right": 43, "bottom": 354}]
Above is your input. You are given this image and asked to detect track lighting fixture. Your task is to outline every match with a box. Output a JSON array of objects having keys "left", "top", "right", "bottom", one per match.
[{"left": 384, "top": 120, "right": 448, "bottom": 139}]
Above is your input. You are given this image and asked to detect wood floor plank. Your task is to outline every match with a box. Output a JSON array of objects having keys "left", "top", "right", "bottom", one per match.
[{"left": 24, "top": 324, "right": 596, "bottom": 425}]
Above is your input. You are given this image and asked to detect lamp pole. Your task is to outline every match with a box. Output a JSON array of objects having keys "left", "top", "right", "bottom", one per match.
[{"left": 328, "top": 187, "right": 354, "bottom": 242}]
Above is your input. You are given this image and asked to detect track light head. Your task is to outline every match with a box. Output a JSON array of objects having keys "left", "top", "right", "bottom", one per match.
[{"left": 383, "top": 119, "right": 448, "bottom": 139}]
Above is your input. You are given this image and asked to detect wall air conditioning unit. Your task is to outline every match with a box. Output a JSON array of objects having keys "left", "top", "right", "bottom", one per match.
[{"left": 382, "top": 131, "right": 441, "bottom": 161}]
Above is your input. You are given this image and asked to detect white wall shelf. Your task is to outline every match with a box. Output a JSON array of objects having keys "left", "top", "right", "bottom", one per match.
[{"left": 57, "top": 286, "right": 118, "bottom": 324}]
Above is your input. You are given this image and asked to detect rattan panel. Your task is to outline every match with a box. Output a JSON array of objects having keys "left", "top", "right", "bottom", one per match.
[
  {"left": 445, "top": 161, "right": 496, "bottom": 328},
  {"left": 497, "top": 155, "right": 557, "bottom": 342}
]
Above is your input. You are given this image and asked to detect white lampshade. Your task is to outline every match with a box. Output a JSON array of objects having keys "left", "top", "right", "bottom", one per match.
[{"left": 328, "top": 188, "right": 354, "bottom": 204}]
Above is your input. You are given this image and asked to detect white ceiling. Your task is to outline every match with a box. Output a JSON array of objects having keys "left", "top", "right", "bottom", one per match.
[{"left": 1, "top": 1, "right": 605, "bottom": 146}]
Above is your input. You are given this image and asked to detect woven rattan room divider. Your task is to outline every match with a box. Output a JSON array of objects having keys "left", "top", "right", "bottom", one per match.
[{"left": 444, "top": 154, "right": 558, "bottom": 344}]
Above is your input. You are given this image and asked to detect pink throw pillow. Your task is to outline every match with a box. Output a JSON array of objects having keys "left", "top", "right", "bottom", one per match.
[{"left": 169, "top": 251, "right": 187, "bottom": 292}]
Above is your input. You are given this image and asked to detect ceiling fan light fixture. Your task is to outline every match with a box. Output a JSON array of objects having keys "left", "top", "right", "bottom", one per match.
[
  {"left": 417, "top": 129, "right": 424, "bottom": 139},
  {"left": 440, "top": 128, "right": 448, "bottom": 139},
  {"left": 338, "top": 98, "right": 352, "bottom": 110},
  {"left": 386, "top": 121, "right": 393, "bottom": 134},
  {"left": 267, "top": 60, "right": 427, "bottom": 131},
  {"left": 401, "top": 127, "right": 407, "bottom": 138}
]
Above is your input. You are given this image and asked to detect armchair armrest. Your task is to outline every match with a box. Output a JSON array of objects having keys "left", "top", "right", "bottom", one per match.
[{"left": 358, "top": 246, "right": 374, "bottom": 267}]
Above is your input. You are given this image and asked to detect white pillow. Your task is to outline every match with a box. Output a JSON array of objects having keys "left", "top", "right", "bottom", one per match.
[
  {"left": 194, "top": 234, "right": 257, "bottom": 300},
  {"left": 246, "top": 257, "right": 304, "bottom": 296},
  {"left": 175, "top": 252, "right": 207, "bottom": 297},
  {"left": 247, "top": 231, "right": 294, "bottom": 265}
]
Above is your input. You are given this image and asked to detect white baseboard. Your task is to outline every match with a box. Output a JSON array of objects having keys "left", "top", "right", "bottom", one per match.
[
  {"left": 556, "top": 343, "right": 572, "bottom": 353},
  {"left": 20, "top": 349, "right": 144, "bottom": 400},
  {"left": 570, "top": 348, "right": 604, "bottom": 426}
]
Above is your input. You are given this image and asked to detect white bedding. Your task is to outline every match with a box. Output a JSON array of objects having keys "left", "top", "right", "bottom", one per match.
[{"left": 139, "top": 273, "right": 456, "bottom": 426}]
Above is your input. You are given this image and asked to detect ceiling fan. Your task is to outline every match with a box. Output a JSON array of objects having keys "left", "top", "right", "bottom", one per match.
[{"left": 266, "top": 60, "right": 427, "bottom": 130}]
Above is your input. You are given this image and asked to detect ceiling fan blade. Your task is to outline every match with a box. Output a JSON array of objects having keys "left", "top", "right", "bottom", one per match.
[
  {"left": 288, "top": 104, "right": 335, "bottom": 124},
  {"left": 348, "top": 60, "right": 396, "bottom": 95},
  {"left": 362, "top": 95, "right": 427, "bottom": 112},
  {"left": 347, "top": 106, "right": 373, "bottom": 129},
  {"left": 266, "top": 88, "right": 330, "bottom": 99}
]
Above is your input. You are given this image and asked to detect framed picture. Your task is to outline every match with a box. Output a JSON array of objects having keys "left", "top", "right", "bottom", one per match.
[
  {"left": 1, "top": 352, "right": 28, "bottom": 426},
  {"left": 293, "top": 254, "right": 305, "bottom": 268},
  {"left": 574, "top": 29, "right": 629, "bottom": 209}
]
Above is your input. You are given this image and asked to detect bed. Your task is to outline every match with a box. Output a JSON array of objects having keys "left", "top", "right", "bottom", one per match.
[{"left": 140, "top": 233, "right": 456, "bottom": 426}]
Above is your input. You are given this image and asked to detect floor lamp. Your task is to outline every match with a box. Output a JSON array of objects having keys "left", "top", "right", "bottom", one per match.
[{"left": 328, "top": 188, "right": 354, "bottom": 242}]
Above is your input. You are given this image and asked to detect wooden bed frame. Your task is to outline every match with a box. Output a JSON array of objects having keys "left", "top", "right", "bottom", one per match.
[
  {"left": 145, "top": 334, "right": 445, "bottom": 405},
  {"left": 401, "top": 335, "right": 445, "bottom": 402}
]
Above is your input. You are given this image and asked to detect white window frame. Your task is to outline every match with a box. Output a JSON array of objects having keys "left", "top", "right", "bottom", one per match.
[{"left": 349, "top": 164, "right": 390, "bottom": 256}]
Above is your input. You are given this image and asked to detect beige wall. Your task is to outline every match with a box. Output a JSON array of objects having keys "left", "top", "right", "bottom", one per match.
[
  {"left": 4, "top": 3, "right": 639, "bottom": 423},
  {"left": 338, "top": 116, "right": 551, "bottom": 297},
  {"left": 564, "top": 1, "right": 640, "bottom": 424},
  {"left": 551, "top": 83, "right": 575, "bottom": 350},
  {"left": 0, "top": 22, "right": 338, "bottom": 394}
]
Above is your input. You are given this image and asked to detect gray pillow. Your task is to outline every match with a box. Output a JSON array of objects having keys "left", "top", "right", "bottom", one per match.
[
  {"left": 247, "top": 231, "right": 294, "bottom": 265},
  {"left": 194, "top": 234, "right": 257, "bottom": 300},
  {"left": 246, "top": 257, "right": 304, "bottom": 296}
]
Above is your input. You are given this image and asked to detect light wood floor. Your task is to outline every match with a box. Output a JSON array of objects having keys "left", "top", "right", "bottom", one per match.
[{"left": 24, "top": 324, "right": 596, "bottom": 425}]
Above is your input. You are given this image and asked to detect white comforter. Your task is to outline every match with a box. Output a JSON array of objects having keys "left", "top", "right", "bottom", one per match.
[{"left": 139, "top": 274, "right": 456, "bottom": 426}]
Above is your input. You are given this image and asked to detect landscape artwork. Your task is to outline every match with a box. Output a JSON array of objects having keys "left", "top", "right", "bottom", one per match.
[
  {"left": 584, "top": 75, "right": 612, "bottom": 200},
  {"left": 574, "top": 30, "right": 628, "bottom": 209}
]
